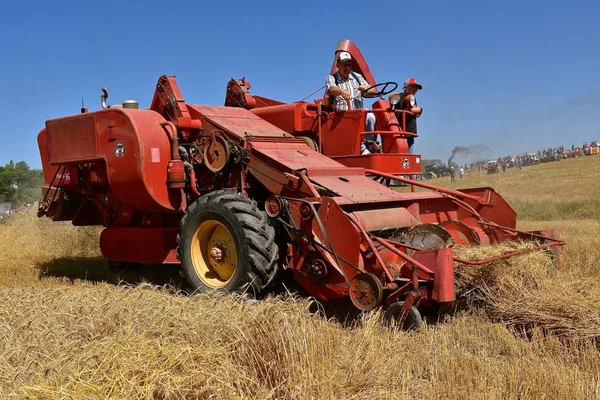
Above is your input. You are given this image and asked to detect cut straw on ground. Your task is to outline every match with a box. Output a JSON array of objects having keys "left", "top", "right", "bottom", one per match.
[{"left": 1, "top": 156, "right": 600, "bottom": 399}]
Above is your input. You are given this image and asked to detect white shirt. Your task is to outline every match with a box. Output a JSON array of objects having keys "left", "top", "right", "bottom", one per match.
[{"left": 325, "top": 71, "right": 368, "bottom": 112}]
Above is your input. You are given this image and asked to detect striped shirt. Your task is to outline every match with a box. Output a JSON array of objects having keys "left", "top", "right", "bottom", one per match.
[{"left": 325, "top": 71, "right": 368, "bottom": 112}]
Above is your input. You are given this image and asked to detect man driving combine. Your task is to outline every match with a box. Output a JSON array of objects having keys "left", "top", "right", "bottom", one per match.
[{"left": 325, "top": 51, "right": 379, "bottom": 153}]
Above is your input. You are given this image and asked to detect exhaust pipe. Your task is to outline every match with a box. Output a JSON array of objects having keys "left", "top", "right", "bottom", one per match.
[
  {"left": 100, "top": 87, "right": 138, "bottom": 110},
  {"left": 100, "top": 87, "right": 109, "bottom": 109}
]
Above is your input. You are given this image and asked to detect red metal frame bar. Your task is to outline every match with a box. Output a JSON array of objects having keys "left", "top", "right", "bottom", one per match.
[
  {"left": 359, "top": 131, "right": 417, "bottom": 140},
  {"left": 385, "top": 281, "right": 413, "bottom": 304},
  {"left": 364, "top": 169, "right": 484, "bottom": 203},
  {"left": 188, "top": 169, "right": 201, "bottom": 197},
  {"left": 315, "top": 99, "right": 324, "bottom": 153},
  {"left": 299, "top": 170, "right": 321, "bottom": 198},
  {"left": 371, "top": 236, "right": 435, "bottom": 278},
  {"left": 447, "top": 195, "right": 567, "bottom": 244},
  {"left": 478, "top": 220, "right": 567, "bottom": 243}
]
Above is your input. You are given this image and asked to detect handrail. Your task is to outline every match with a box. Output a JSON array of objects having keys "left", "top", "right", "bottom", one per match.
[
  {"left": 307, "top": 99, "right": 419, "bottom": 157},
  {"left": 359, "top": 131, "right": 418, "bottom": 138},
  {"left": 308, "top": 101, "right": 417, "bottom": 133}
]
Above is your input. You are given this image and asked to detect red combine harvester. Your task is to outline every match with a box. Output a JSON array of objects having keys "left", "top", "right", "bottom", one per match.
[
  {"left": 225, "top": 40, "right": 421, "bottom": 184},
  {"left": 37, "top": 72, "right": 563, "bottom": 328}
]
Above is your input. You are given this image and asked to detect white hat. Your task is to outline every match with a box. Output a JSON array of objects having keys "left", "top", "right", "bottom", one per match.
[{"left": 337, "top": 51, "right": 352, "bottom": 62}]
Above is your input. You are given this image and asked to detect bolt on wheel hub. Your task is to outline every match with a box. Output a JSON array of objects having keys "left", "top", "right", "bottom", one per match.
[{"left": 191, "top": 220, "right": 237, "bottom": 288}]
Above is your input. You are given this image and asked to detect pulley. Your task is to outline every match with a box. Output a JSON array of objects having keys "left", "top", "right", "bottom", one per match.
[
  {"left": 203, "top": 132, "right": 231, "bottom": 173},
  {"left": 265, "top": 195, "right": 284, "bottom": 218},
  {"left": 349, "top": 272, "right": 383, "bottom": 311}
]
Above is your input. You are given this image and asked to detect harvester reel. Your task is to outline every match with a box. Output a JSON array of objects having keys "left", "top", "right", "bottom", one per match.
[
  {"left": 204, "top": 133, "right": 231, "bottom": 173},
  {"left": 398, "top": 224, "right": 454, "bottom": 250},
  {"left": 349, "top": 272, "right": 384, "bottom": 311},
  {"left": 439, "top": 220, "right": 480, "bottom": 246}
]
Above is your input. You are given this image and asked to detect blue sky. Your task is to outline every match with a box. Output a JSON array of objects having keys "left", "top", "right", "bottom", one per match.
[{"left": 1, "top": 0, "right": 599, "bottom": 168}]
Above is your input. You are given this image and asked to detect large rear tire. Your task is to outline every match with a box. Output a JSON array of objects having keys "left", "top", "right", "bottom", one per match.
[{"left": 177, "top": 191, "right": 278, "bottom": 297}]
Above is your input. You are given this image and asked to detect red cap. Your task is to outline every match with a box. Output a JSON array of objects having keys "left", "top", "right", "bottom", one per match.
[{"left": 404, "top": 77, "right": 422, "bottom": 90}]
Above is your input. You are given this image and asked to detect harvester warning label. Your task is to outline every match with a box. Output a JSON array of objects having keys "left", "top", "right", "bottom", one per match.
[{"left": 151, "top": 148, "right": 160, "bottom": 163}]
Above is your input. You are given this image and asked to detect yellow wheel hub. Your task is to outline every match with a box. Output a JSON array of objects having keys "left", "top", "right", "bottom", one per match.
[{"left": 191, "top": 220, "right": 237, "bottom": 288}]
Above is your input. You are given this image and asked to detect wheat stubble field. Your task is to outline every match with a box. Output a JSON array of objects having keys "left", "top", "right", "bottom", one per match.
[{"left": 0, "top": 156, "right": 599, "bottom": 399}]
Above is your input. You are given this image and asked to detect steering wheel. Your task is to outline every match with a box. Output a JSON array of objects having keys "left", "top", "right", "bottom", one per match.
[{"left": 361, "top": 81, "right": 398, "bottom": 98}]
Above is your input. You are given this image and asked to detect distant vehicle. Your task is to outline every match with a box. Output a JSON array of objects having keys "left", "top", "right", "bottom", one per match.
[
  {"left": 523, "top": 153, "right": 539, "bottom": 166},
  {"left": 422, "top": 161, "right": 452, "bottom": 180},
  {"left": 486, "top": 160, "right": 499, "bottom": 174},
  {"left": 564, "top": 147, "right": 581, "bottom": 158},
  {"left": 540, "top": 154, "right": 561, "bottom": 163}
]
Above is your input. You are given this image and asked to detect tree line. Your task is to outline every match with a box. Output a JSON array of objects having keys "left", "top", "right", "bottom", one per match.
[{"left": 0, "top": 161, "right": 44, "bottom": 206}]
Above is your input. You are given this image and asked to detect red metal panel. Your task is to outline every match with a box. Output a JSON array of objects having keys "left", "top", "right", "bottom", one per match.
[
  {"left": 93, "top": 109, "right": 180, "bottom": 211},
  {"left": 458, "top": 187, "right": 517, "bottom": 231},
  {"left": 41, "top": 108, "right": 180, "bottom": 212},
  {"left": 311, "top": 175, "right": 447, "bottom": 204},
  {"left": 100, "top": 227, "right": 179, "bottom": 264},
  {"left": 46, "top": 115, "right": 99, "bottom": 164},
  {"left": 187, "top": 104, "right": 292, "bottom": 139},
  {"left": 250, "top": 140, "right": 348, "bottom": 170},
  {"left": 312, "top": 198, "right": 361, "bottom": 279},
  {"left": 312, "top": 175, "right": 404, "bottom": 202},
  {"left": 411, "top": 248, "right": 455, "bottom": 302},
  {"left": 250, "top": 140, "right": 446, "bottom": 205},
  {"left": 37, "top": 129, "right": 56, "bottom": 185},
  {"left": 432, "top": 248, "right": 455, "bottom": 302},
  {"left": 320, "top": 111, "right": 364, "bottom": 157},
  {"left": 332, "top": 154, "right": 422, "bottom": 175},
  {"left": 251, "top": 103, "right": 303, "bottom": 134}
]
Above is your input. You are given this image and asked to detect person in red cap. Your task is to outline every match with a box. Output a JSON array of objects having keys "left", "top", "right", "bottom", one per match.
[{"left": 389, "top": 78, "right": 423, "bottom": 151}]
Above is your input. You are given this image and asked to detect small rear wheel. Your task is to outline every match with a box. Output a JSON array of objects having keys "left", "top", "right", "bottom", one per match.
[
  {"left": 177, "top": 191, "right": 278, "bottom": 297},
  {"left": 383, "top": 301, "right": 423, "bottom": 330}
]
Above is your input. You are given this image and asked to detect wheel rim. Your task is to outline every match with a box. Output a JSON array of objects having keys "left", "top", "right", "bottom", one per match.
[{"left": 190, "top": 220, "right": 237, "bottom": 288}]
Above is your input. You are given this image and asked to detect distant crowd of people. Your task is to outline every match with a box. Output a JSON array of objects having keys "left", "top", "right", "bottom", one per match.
[{"left": 463, "top": 140, "right": 599, "bottom": 177}]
